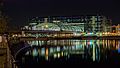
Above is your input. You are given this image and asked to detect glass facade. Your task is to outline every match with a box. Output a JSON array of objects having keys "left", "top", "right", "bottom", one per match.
[{"left": 22, "top": 15, "right": 112, "bottom": 33}]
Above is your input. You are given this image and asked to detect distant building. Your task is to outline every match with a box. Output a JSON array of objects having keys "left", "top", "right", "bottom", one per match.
[
  {"left": 22, "top": 15, "right": 112, "bottom": 33},
  {"left": 116, "top": 24, "right": 120, "bottom": 33},
  {"left": 104, "top": 19, "right": 112, "bottom": 32},
  {"left": 112, "top": 24, "right": 120, "bottom": 33}
]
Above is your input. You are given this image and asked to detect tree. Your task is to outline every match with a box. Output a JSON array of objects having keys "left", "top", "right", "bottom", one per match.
[
  {"left": 0, "top": 0, "right": 8, "bottom": 34},
  {"left": 0, "top": 15, "right": 7, "bottom": 34}
]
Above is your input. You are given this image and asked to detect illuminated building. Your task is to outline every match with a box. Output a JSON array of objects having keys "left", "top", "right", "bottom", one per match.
[
  {"left": 104, "top": 19, "right": 112, "bottom": 32},
  {"left": 84, "top": 16, "right": 112, "bottom": 33},
  {"left": 112, "top": 25, "right": 117, "bottom": 33},
  {"left": 116, "top": 24, "right": 120, "bottom": 33},
  {"left": 112, "top": 24, "right": 120, "bottom": 33},
  {"left": 22, "top": 15, "right": 112, "bottom": 34}
]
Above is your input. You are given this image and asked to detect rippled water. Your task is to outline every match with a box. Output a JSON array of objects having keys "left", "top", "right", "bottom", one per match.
[{"left": 16, "top": 39, "right": 120, "bottom": 67}]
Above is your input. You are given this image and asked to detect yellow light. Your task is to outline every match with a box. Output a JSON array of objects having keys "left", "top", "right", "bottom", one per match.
[
  {"left": 58, "top": 53, "right": 60, "bottom": 58},
  {"left": 45, "top": 56, "right": 48, "bottom": 61},
  {"left": 45, "top": 48, "right": 48, "bottom": 56},
  {"left": 61, "top": 52, "right": 63, "bottom": 56},
  {"left": 54, "top": 54, "right": 57, "bottom": 58},
  {"left": 45, "top": 25, "right": 48, "bottom": 28}
]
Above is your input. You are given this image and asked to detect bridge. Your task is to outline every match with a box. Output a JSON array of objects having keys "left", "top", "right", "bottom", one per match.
[
  {"left": 6, "top": 30, "right": 120, "bottom": 60},
  {"left": 1, "top": 30, "right": 120, "bottom": 68},
  {"left": 7, "top": 31, "right": 120, "bottom": 60}
]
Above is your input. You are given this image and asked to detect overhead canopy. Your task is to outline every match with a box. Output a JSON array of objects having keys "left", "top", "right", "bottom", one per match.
[
  {"left": 35, "top": 23, "right": 61, "bottom": 31},
  {"left": 29, "top": 22, "right": 84, "bottom": 32}
]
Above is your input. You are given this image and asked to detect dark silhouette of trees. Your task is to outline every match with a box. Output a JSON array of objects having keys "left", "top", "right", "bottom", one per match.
[{"left": 0, "top": 14, "right": 8, "bottom": 33}]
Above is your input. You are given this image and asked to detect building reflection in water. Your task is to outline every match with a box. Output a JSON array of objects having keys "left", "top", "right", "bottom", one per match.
[{"left": 17, "top": 39, "right": 120, "bottom": 65}]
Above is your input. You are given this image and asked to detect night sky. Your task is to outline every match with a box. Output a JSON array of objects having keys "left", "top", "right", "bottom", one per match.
[{"left": 4, "top": 0, "right": 120, "bottom": 27}]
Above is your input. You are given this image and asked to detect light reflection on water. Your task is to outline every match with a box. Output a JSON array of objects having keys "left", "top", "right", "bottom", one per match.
[{"left": 18, "top": 39, "right": 120, "bottom": 65}]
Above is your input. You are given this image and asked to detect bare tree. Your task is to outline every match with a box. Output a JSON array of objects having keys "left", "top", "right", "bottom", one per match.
[{"left": 0, "top": 14, "right": 7, "bottom": 34}]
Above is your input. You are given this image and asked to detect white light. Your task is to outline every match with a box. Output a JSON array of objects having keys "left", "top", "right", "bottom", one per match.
[
  {"left": 54, "top": 54, "right": 57, "bottom": 58},
  {"left": 45, "top": 25, "right": 48, "bottom": 28},
  {"left": 53, "top": 20, "right": 60, "bottom": 23},
  {"left": 58, "top": 53, "right": 60, "bottom": 58}
]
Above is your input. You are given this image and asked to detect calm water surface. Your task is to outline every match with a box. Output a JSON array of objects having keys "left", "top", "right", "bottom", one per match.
[{"left": 16, "top": 39, "right": 120, "bottom": 67}]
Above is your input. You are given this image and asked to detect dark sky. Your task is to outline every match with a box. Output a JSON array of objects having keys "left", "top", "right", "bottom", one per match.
[{"left": 4, "top": 0, "right": 120, "bottom": 26}]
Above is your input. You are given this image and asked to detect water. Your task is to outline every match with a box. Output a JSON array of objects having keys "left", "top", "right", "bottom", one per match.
[{"left": 16, "top": 39, "right": 120, "bottom": 67}]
